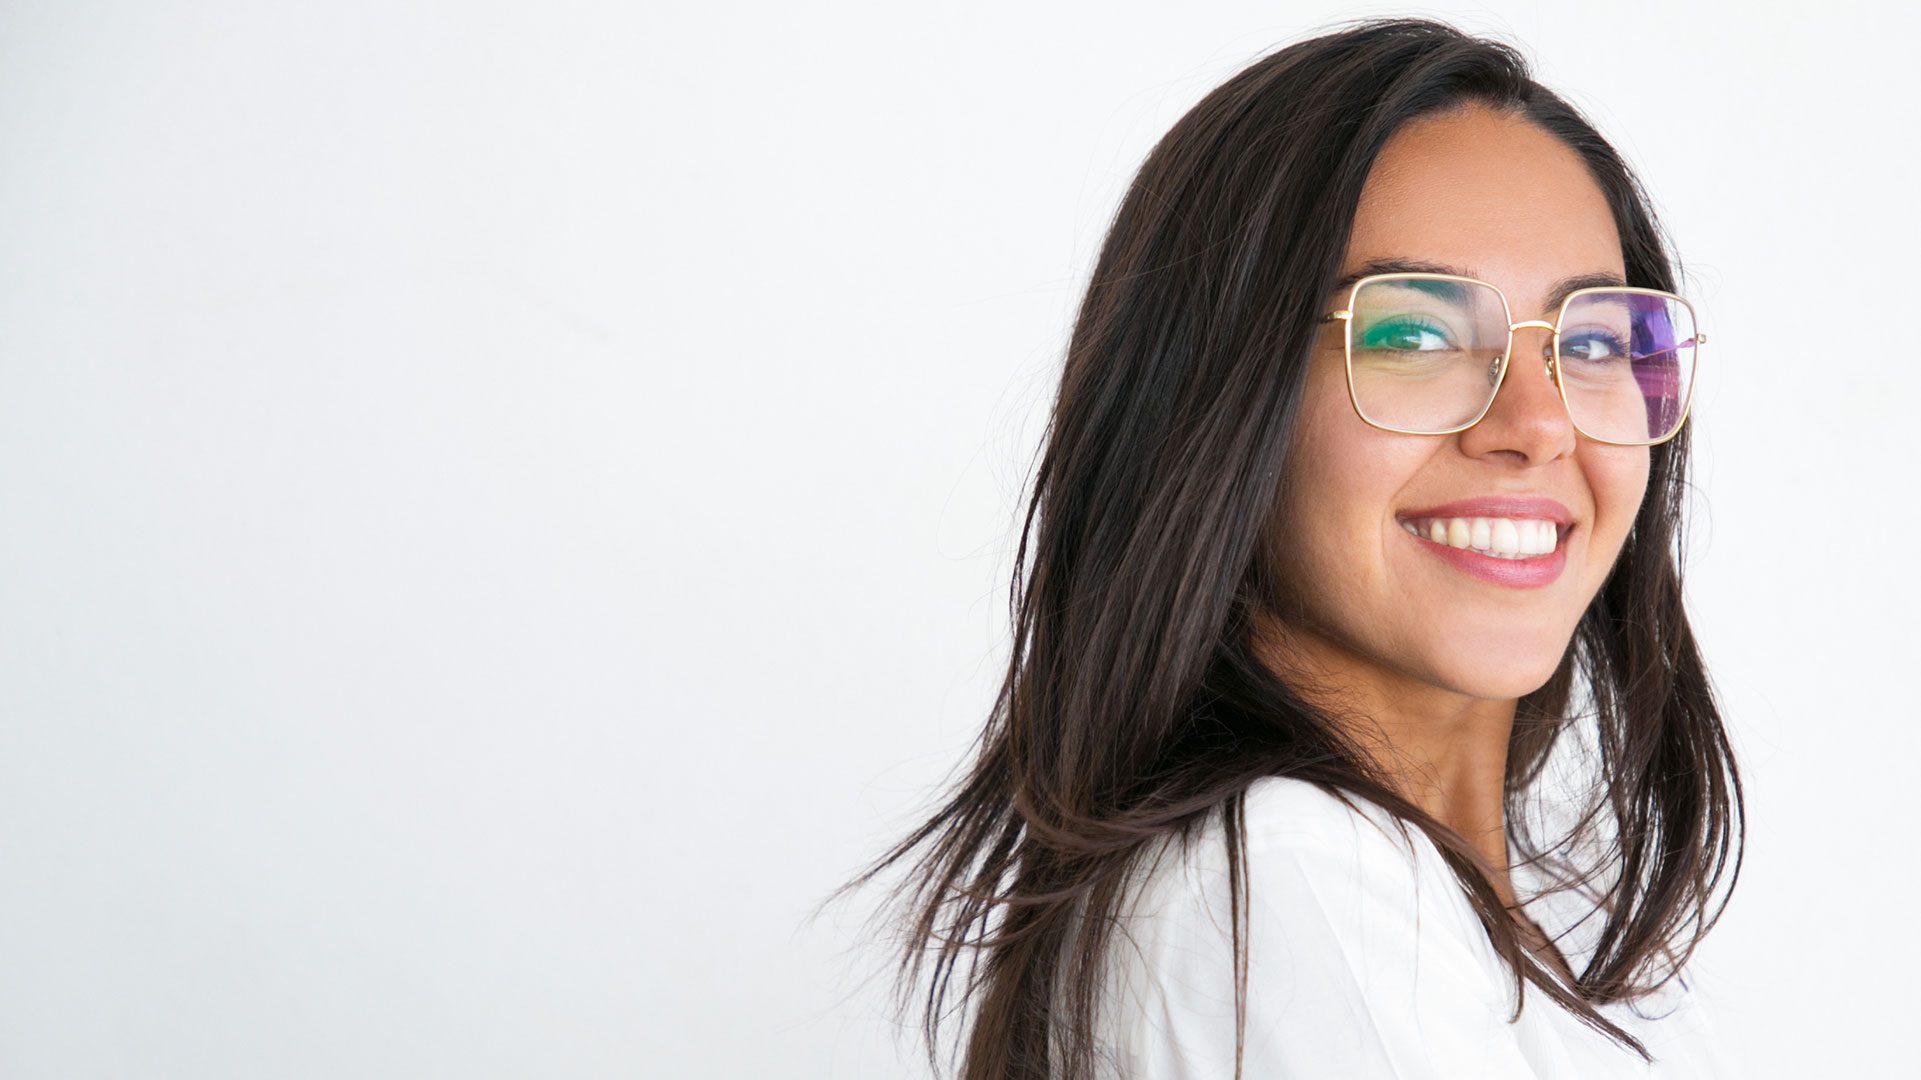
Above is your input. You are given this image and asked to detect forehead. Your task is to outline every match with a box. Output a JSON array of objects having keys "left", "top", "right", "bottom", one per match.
[{"left": 1343, "top": 105, "right": 1624, "bottom": 317}]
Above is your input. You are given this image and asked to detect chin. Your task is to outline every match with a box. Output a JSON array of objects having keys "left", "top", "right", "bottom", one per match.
[
  {"left": 1427, "top": 650, "right": 1566, "bottom": 701},
  {"left": 1416, "top": 611, "right": 1579, "bottom": 694}
]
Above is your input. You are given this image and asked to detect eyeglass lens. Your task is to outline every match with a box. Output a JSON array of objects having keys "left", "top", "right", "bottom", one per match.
[{"left": 1346, "top": 275, "right": 1697, "bottom": 444}]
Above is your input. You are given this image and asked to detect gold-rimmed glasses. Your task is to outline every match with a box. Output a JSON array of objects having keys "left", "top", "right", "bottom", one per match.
[{"left": 1321, "top": 272, "right": 1705, "bottom": 447}]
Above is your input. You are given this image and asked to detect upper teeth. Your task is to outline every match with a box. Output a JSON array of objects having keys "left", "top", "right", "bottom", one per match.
[{"left": 1402, "top": 517, "right": 1560, "bottom": 559}]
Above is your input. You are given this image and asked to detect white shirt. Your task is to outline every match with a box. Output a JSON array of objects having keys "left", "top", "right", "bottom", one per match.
[{"left": 1081, "top": 775, "right": 1746, "bottom": 1077}]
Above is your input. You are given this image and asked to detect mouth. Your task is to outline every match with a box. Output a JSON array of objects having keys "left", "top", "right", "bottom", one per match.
[
  {"left": 1395, "top": 514, "right": 1572, "bottom": 560},
  {"left": 1393, "top": 497, "right": 1578, "bottom": 588}
]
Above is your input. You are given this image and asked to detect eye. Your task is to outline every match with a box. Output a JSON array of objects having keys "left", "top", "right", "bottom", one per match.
[
  {"left": 1358, "top": 317, "right": 1455, "bottom": 352},
  {"left": 1560, "top": 330, "right": 1629, "bottom": 364}
]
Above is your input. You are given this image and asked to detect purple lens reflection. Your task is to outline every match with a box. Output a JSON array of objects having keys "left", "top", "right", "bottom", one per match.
[
  {"left": 1630, "top": 293, "right": 1686, "bottom": 439},
  {"left": 1560, "top": 290, "right": 1697, "bottom": 443}
]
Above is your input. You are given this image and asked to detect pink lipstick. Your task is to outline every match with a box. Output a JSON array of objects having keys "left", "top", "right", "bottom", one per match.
[
  {"left": 1405, "top": 529, "right": 1570, "bottom": 587},
  {"left": 1396, "top": 495, "right": 1576, "bottom": 589}
]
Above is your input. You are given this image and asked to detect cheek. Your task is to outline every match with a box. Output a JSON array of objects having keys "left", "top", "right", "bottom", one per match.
[
  {"left": 1582, "top": 445, "right": 1653, "bottom": 548},
  {"left": 1283, "top": 379, "right": 1365, "bottom": 536},
  {"left": 1280, "top": 388, "right": 1430, "bottom": 585}
]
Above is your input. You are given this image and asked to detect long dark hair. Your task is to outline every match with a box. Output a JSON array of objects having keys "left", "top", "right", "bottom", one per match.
[{"left": 824, "top": 16, "right": 1744, "bottom": 1079}]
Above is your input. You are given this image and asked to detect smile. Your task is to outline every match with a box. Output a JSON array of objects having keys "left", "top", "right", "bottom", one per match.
[
  {"left": 1396, "top": 515, "right": 1574, "bottom": 588},
  {"left": 1399, "top": 516, "right": 1560, "bottom": 559}
]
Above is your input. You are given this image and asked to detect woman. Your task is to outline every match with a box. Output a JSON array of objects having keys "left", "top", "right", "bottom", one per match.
[{"left": 833, "top": 17, "right": 1744, "bottom": 1078}]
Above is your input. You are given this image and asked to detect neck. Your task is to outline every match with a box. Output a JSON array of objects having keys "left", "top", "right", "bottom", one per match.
[{"left": 1254, "top": 620, "right": 1518, "bottom": 886}]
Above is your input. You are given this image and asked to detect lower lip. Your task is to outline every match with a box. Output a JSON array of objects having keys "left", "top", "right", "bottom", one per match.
[{"left": 1403, "top": 524, "right": 1572, "bottom": 588}]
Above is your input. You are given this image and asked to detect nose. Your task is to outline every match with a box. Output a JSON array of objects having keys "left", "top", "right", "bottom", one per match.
[{"left": 1455, "top": 322, "right": 1576, "bottom": 464}]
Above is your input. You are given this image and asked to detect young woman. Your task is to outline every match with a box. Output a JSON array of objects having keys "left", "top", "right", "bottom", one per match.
[{"left": 835, "top": 17, "right": 1744, "bottom": 1078}]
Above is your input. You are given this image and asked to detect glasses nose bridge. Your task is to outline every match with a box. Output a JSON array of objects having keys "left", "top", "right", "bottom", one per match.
[
  {"left": 1503, "top": 317, "right": 1558, "bottom": 367},
  {"left": 1478, "top": 315, "right": 1572, "bottom": 443}
]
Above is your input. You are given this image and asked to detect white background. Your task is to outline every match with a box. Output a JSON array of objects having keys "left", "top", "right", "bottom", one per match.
[{"left": 1, "top": 0, "right": 1912, "bottom": 1076}]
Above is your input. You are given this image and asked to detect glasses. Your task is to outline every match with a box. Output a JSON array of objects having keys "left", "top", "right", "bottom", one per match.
[{"left": 1321, "top": 272, "right": 1705, "bottom": 446}]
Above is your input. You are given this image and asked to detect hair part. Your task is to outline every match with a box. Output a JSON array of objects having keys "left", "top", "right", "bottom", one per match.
[{"left": 820, "top": 16, "right": 1744, "bottom": 1079}]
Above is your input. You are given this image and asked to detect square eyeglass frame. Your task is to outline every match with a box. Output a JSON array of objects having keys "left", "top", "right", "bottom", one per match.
[{"left": 1320, "top": 271, "right": 1707, "bottom": 448}]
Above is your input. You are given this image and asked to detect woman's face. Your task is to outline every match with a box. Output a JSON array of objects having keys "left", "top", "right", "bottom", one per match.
[{"left": 1268, "top": 104, "right": 1650, "bottom": 706}]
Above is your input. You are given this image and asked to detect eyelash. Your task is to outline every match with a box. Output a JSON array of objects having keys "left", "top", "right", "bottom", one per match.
[
  {"left": 1560, "top": 330, "right": 1631, "bottom": 362},
  {"left": 1360, "top": 317, "right": 1455, "bottom": 350}
]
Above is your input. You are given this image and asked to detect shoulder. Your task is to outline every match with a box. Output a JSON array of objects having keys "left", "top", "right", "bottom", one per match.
[
  {"left": 1237, "top": 774, "right": 1419, "bottom": 853},
  {"left": 1094, "top": 777, "right": 1532, "bottom": 1075},
  {"left": 1128, "top": 775, "right": 1430, "bottom": 908},
  {"left": 1224, "top": 778, "right": 1474, "bottom": 954},
  {"left": 1117, "top": 775, "right": 1501, "bottom": 998}
]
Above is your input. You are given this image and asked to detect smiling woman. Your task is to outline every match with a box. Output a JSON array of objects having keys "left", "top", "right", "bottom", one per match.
[{"left": 829, "top": 16, "right": 1744, "bottom": 1080}]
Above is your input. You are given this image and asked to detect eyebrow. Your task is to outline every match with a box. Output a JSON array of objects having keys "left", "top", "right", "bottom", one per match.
[{"left": 1330, "top": 257, "right": 1628, "bottom": 317}]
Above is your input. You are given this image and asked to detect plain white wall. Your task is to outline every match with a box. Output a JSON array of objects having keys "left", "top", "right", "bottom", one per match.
[{"left": 0, "top": 0, "right": 1911, "bottom": 1076}]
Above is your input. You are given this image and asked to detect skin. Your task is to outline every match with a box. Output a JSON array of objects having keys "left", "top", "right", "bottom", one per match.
[{"left": 1256, "top": 104, "right": 1650, "bottom": 977}]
